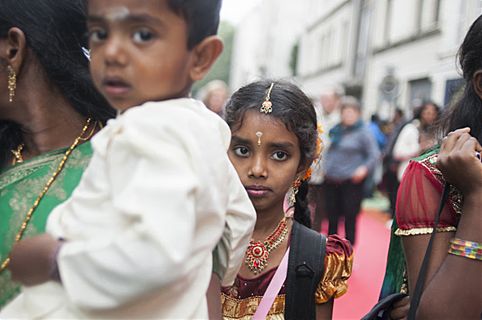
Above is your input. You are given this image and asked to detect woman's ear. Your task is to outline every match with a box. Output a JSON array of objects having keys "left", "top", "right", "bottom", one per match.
[
  {"left": 473, "top": 70, "right": 482, "bottom": 100},
  {"left": 189, "top": 36, "right": 223, "bottom": 81},
  {"left": 0, "top": 27, "right": 27, "bottom": 73}
]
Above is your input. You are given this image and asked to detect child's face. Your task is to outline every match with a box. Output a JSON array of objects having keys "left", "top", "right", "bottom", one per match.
[
  {"left": 87, "top": 0, "right": 194, "bottom": 111},
  {"left": 228, "top": 110, "right": 302, "bottom": 213}
]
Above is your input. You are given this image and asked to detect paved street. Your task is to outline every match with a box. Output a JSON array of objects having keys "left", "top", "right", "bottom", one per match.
[{"left": 326, "top": 202, "right": 392, "bottom": 319}]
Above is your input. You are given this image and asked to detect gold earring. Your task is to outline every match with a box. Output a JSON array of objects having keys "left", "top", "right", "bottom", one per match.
[
  {"left": 288, "top": 178, "right": 302, "bottom": 207},
  {"left": 7, "top": 66, "right": 16, "bottom": 103}
]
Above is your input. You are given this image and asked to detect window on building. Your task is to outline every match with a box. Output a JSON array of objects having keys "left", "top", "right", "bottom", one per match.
[
  {"left": 408, "top": 78, "right": 432, "bottom": 109},
  {"left": 418, "top": 0, "right": 440, "bottom": 32},
  {"left": 444, "top": 78, "right": 465, "bottom": 107}
]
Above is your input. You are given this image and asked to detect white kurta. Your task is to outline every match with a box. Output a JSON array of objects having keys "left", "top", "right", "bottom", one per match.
[{"left": 1, "top": 99, "right": 256, "bottom": 319}]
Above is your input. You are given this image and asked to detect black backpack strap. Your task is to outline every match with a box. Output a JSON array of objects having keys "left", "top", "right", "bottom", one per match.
[
  {"left": 285, "top": 221, "right": 327, "bottom": 320},
  {"left": 407, "top": 183, "right": 450, "bottom": 319}
]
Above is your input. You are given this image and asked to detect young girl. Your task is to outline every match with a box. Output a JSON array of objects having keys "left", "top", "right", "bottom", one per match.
[{"left": 221, "top": 80, "right": 353, "bottom": 319}]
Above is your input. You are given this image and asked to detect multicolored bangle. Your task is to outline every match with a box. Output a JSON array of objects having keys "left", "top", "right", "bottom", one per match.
[{"left": 448, "top": 238, "right": 482, "bottom": 261}]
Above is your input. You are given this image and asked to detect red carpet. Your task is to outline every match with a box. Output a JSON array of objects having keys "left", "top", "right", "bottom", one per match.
[{"left": 327, "top": 212, "right": 391, "bottom": 319}]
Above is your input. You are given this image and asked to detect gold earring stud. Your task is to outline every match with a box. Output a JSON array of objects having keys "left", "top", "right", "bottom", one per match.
[{"left": 7, "top": 66, "right": 16, "bottom": 103}]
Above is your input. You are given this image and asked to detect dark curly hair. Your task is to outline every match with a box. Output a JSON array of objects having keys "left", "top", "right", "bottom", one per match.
[
  {"left": 225, "top": 80, "right": 318, "bottom": 228},
  {"left": 0, "top": 0, "right": 115, "bottom": 167}
]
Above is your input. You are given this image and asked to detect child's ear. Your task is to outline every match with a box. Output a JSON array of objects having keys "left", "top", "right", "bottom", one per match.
[
  {"left": 473, "top": 70, "right": 482, "bottom": 100},
  {"left": 189, "top": 36, "right": 223, "bottom": 81}
]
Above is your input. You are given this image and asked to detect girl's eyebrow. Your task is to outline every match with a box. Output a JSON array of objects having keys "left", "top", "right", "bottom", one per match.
[
  {"left": 231, "top": 135, "right": 252, "bottom": 145},
  {"left": 231, "top": 135, "right": 295, "bottom": 150},
  {"left": 270, "top": 142, "right": 295, "bottom": 149}
]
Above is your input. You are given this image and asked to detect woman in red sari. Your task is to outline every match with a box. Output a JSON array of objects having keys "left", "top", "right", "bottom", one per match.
[{"left": 381, "top": 15, "right": 482, "bottom": 319}]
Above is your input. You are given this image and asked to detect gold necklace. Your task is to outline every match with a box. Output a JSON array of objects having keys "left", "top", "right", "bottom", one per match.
[
  {"left": 245, "top": 217, "right": 290, "bottom": 275},
  {"left": 11, "top": 144, "right": 25, "bottom": 165},
  {"left": 0, "top": 118, "right": 93, "bottom": 273}
]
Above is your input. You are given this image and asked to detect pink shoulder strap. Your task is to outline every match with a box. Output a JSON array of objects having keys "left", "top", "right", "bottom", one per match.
[{"left": 252, "top": 247, "right": 290, "bottom": 320}]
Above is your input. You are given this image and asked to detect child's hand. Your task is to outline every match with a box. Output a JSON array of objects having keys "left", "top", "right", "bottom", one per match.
[
  {"left": 437, "top": 128, "right": 482, "bottom": 196},
  {"left": 8, "top": 234, "right": 62, "bottom": 286}
]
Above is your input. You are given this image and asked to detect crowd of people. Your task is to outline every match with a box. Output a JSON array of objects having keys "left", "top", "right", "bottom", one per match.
[{"left": 0, "top": 0, "right": 480, "bottom": 319}]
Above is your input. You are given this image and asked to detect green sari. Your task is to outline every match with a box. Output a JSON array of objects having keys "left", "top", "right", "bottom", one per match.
[{"left": 0, "top": 142, "right": 93, "bottom": 309}]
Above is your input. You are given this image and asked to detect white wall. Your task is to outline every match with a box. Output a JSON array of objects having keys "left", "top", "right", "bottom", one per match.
[{"left": 230, "top": 0, "right": 482, "bottom": 115}]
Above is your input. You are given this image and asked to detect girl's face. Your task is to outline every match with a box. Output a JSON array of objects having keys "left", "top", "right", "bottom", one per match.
[{"left": 228, "top": 110, "right": 302, "bottom": 213}]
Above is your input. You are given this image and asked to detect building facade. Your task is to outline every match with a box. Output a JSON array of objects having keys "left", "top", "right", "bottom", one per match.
[{"left": 230, "top": 0, "right": 481, "bottom": 118}]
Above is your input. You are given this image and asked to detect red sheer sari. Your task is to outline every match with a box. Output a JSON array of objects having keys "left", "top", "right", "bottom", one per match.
[{"left": 395, "top": 150, "right": 462, "bottom": 236}]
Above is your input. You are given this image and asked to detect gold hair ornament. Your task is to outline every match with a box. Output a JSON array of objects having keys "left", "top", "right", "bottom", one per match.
[{"left": 260, "top": 83, "right": 275, "bottom": 114}]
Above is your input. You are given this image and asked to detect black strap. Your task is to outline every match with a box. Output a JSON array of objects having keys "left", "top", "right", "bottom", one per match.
[
  {"left": 407, "top": 183, "right": 450, "bottom": 319},
  {"left": 285, "top": 221, "right": 326, "bottom": 320}
]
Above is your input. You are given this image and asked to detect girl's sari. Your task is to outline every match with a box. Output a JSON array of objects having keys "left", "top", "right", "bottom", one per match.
[
  {"left": 0, "top": 142, "right": 92, "bottom": 309},
  {"left": 380, "top": 147, "right": 463, "bottom": 299}
]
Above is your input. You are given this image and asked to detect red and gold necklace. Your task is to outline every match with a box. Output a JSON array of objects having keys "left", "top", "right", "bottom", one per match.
[{"left": 245, "top": 217, "right": 289, "bottom": 275}]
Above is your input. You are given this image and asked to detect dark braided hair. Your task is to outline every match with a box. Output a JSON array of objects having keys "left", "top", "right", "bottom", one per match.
[
  {"left": 439, "top": 15, "right": 482, "bottom": 142},
  {"left": 0, "top": 0, "right": 115, "bottom": 167},
  {"left": 225, "top": 80, "right": 318, "bottom": 228}
]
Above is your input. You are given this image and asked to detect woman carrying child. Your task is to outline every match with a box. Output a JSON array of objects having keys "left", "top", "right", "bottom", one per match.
[{"left": 221, "top": 80, "right": 353, "bottom": 319}]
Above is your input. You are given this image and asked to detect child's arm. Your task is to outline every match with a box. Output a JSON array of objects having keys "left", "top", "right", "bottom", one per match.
[
  {"left": 213, "top": 164, "right": 256, "bottom": 287},
  {"left": 8, "top": 234, "right": 62, "bottom": 286},
  {"left": 206, "top": 272, "right": 222, "bottom": 320}
]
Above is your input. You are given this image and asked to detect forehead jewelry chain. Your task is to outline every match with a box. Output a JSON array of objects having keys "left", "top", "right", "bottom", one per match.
[
  {"left": 0, "top": 118, "right": 94, "bottom": 273},
  {"left": 256, "top": 131, "right": 263, "bottom": 147},
  {"left": 260, "top": 83, "right": 275, "bottom": 114}
]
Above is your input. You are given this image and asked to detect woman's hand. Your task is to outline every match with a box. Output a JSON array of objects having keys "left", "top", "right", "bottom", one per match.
[
  {"left": 389, "top": 296, "right": 410, "bottom": 320},
  {"left": 8, "top": 234, "right": 62, "bottom": 286},
  {"left": 437, "top": 128, "right": 482, "bottom": 196}
]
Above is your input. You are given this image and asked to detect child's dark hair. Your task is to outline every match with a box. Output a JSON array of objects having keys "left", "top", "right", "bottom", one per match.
[
  {"left": 225, "top": 80, "right": 318, "bottom": 228},
  {"left": 0, "top": 0, "right": 115, "bottom": 167},
  {"left": 439, "top": 15, "right": 482, "bottom": 142},
  {"left": 167, "top": 0, "right": 222, "bottom": 50}
]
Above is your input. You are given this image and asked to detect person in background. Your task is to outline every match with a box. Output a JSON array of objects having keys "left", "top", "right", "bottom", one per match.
[
  {"left": 201, "top": 79, "right": 229, "bottom": 118},
  {"left": 381, "top": 108, "right": 407, "bottom": 218},
  {"left": 365, "top": 114, "right": 387, "bottom": 198},
  {"left": 323, "top": 96, "right": 380, "bottom": 245},
  {"left": 369, "top": 114, "right": 387, "bottom": 151},
  {"left": 393, "top": 101, "right": 441, "bottom": 182},
  {"left": 309, "top": 87, "right": 343, "bottom": 232}
]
